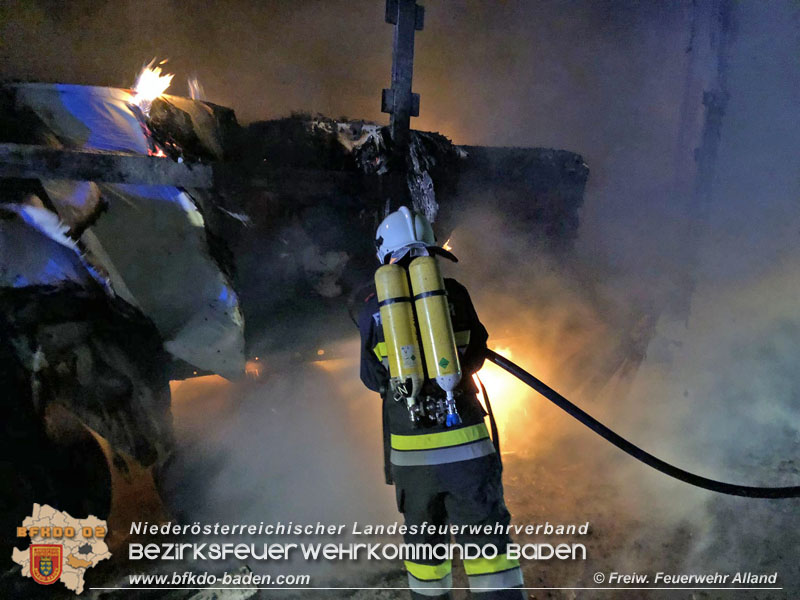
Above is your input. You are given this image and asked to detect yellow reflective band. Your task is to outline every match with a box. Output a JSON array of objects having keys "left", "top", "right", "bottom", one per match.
[
  {"left": 373, "top": 341, "right": 388, "bottom": 361},
  {"left": 405, "top": 560, "right": 452, "bottom": 581},
  {"left": 463, "top": 553, "right": 520, "bottom": 576},
  {"left": 454, "top": 330, "right": 471, "bottom": 347},
  {"left": 391, "top": 423, "right": 490, "bottom": 451}
]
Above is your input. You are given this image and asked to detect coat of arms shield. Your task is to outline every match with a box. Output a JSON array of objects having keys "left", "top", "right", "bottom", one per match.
[{"left": 30, "top": 544, "right": 62, "bottom": 585}]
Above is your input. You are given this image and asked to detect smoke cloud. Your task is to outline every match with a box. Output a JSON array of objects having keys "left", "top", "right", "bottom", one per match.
[
  {"left": 2, "top": 0, "right": 798, "bottom": 594},
  {"left": 437, "top": 3, "right": 800, "bottom": 596}
]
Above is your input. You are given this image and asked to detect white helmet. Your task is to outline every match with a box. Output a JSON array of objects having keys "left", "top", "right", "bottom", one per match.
[{"left": 375, "top": 206, "right": 455, "bottom": 264}]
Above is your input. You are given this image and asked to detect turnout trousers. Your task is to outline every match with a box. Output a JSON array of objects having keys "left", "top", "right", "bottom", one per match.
[{"left": 392, "top": 452, "right": 525, "bottom": 600}]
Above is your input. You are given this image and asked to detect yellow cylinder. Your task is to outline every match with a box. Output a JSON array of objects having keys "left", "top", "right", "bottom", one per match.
[
  {"left": 409, "top": 256, "right": 462, "bottom": 394},
  {"left": 374, "top": 264, "right": 424, "bottom": 400}
]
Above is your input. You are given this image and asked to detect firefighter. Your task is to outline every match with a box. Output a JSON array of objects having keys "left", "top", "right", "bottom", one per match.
[{"left": 359, "top": 207, "right": 525, "bottom": 599}]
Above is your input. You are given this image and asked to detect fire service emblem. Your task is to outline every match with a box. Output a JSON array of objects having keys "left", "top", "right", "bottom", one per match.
[{"left": 30, "top": 544, "right": 62, "bottom": 585}]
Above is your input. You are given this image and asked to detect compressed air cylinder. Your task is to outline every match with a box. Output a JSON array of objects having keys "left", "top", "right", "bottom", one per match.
[
  {"left": 374, "top": 264, "right": 424, "bottom": 403},
  {"left": 409, "top": 256, "right": 462, "bottom": 426}
]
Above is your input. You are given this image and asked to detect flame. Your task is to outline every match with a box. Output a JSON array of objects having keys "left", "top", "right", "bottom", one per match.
[
  {"left": 187, "top": 76, "right": 205, "bottom": 101},
  {"left": 442, "top": 238, "right": 453, "bottom": 252},
  {"left": 132, "top": 59, "right": 173, "bottom": 114}
]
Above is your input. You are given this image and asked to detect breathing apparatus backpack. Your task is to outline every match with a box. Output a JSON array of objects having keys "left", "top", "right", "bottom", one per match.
[{"left": 374, "top": 255, "right": 462, "bottom": 427}]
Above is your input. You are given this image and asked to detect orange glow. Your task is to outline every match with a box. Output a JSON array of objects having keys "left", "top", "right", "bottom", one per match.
[
  {"left": 475, "top": 345, "right": 549, "bottom": 457},
  {"left": 245, "top": 360, "right": 262, "bottom": 379},
  {"left": 442, "top": 238, "right": 453, "bottom": 252},
  {"left": 170, "top": 374, "right": 229, "bottom": 396},
  {"left": 313, "top": 357, "right": 354, "bottom": 373},
  {"left": 169, "top": 375, "right": 234, "bottom": 436}
]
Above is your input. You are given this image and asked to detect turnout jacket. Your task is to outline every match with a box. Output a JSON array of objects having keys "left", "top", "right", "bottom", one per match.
[{"left": 358, "top": 277, "right": 492, "bottom": 483}]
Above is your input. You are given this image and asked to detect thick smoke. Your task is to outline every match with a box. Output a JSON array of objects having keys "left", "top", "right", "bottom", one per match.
[
  {"left": 436, "top": 1, "right": 800, "bottom": 595},
  {"left": 162, "top": 348, "right": 402, "bottom": 582}
]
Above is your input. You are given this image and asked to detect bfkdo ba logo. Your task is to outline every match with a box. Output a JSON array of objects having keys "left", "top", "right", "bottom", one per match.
[
  {"left": 30, "top": 544, "right": 63, "bottom": 585},
  {"left": 13, "top": 504, "right": 112, "bottom": 595}
]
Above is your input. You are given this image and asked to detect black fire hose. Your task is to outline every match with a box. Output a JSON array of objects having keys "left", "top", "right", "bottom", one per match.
[{"left": 485, "top": 349, "right": 800, "bottom": 499}]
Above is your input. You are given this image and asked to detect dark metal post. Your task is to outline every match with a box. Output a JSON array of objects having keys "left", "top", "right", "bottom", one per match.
[
  {"left": 382, "top": 0, "right": 424, "bottom": 152},
  {"left": 381, "top": 0, "right": 424, "bottom": 212}
]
